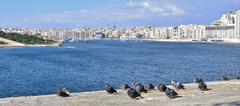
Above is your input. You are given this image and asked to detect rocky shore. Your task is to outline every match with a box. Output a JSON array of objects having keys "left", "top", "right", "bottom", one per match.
[
  {"left": 0, "top": 37, "right": 25, "bottom": 47},
  {"left": 0, "top": 37, "right": 62, "bottom": 47},
  {"left": 0, "top": 80, "right": 239, "bottom": 106}
]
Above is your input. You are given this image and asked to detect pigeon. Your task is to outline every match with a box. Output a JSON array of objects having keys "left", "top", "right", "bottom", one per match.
[
  {"left": 193, "top": 76, "right": 200, "bottom": 83},
  {"left": 165, "top": 87, "right": 178, "bottom": 99},
  {"left": 127, "top": 88, "right": 143, "bottom": 99},
  {"left": 220, "top": 75, "right": 228, "bottom": 81},
  {"left": 171, "top": 80, "right": 185, "bottom": 90},
  {"left": 144, "top": 83, "right": 155, "bottom": 91},
  {"left": 132, "top": 81, "right": 143, "bottom": 88},
  {"left": 57, "top": 88, "right": 70, "bottom": 97},
  {"left": 135, "top": 84, "right": 148, "bottom": 93},
  {"left": 157, "top": 83, "right": 167, "bottom": 92},
  {"left": 121, "top": 84, "right": 130, "bottom": 90},
  {"left": 236, "top": 73, "right": 240, "bottom": 80},
  {"left": 105, "top": 84, "right": 117, "bottom": 94},
  {"left": 131, "top": 81, "right": 147, "bottom": 93},
  {"left": 198, "top": 79, "right": 208, "bottom": 91}
]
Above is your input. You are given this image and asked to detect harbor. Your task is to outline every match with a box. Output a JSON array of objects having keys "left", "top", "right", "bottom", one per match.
[{"left": 0, "top": 1, "right": 240, "bottom": 105}]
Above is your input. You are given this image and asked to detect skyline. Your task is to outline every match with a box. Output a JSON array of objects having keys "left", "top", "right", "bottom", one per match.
[{"left": 1, "top": 0, "right": 240, "bottom": 28}]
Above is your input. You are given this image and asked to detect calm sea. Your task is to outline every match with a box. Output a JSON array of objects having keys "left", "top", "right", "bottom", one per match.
[{"left": 0, "top": 40, "right": 240, "bottom": 98}]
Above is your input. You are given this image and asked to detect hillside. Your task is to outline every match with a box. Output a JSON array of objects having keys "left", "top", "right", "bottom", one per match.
[{"left": 0, "top": 31, "right": 57, "bottom": 45}]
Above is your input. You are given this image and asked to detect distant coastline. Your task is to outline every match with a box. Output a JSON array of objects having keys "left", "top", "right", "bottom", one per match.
[
  {"left": 67, "top": 38, "right": 240, "bottom": 44},
  {"left": 143, "top": 38, "right": 240, "bottom": 44},
  {"left": 2, "top": 37, "right": 240, "bottom": 48}
]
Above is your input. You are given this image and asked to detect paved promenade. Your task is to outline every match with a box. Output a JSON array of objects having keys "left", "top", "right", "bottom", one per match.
[{"left": 0, "top": 80, "right": 239, "bottom": 106}]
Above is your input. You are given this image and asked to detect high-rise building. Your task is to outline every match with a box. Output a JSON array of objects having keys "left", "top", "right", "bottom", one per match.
[
  {"left": 235, "top": 10, "right": 240, "bottom": 37},
  {"left": 204, "top": 10, "right": 237, "bottom": 40}
]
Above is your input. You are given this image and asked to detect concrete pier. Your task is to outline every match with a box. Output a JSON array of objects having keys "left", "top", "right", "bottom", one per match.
[{"left": 0, "top": 80, "right": 239, "bottom": 106}]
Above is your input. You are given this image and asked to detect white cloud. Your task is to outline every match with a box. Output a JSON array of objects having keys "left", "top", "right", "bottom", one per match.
[
  {"left": 24, "top": 0, "right": 185, "bottom": 24},
  {"left": 127, "top": 0, "right": 184, "bottom": 16}
]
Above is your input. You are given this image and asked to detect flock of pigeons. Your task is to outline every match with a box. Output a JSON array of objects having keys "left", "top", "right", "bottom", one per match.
[{"left": 56, "top": 73, "right": 240, "bottom": 100}]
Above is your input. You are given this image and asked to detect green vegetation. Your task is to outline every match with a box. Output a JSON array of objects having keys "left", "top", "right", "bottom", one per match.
[{"left": 0, "top": 31, "right": 57, "bottom": 45}]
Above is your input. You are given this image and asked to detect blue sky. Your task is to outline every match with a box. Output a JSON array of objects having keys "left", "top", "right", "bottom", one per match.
[{"left": 0, "top": 0, "right": 239, "bottom": 28}]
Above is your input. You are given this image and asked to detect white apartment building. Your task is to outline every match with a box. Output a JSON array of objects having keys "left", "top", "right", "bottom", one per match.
[
  {"left": 177, "top": 24, "right": 205, "bottom": 40},
  {"left": 0, "top": 10, "right": 240, "bottom": 42},
  {"left": 204, "top": 10, "right": 238, "bottom": 40},
  {"left": 235, "top": 10, "right": 240, "bottom": 37},
  {"left": 205, "top": 26, "right": 235, "bottom": 39}
]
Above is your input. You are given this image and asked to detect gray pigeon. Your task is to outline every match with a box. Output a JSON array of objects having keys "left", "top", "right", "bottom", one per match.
[
  {"left": 165, "top": 87, "right": 178, "bottom": 99},
  {"left": 171, "top": 80, "right": 185, "bottom": 90},
  {"left": 57, "top": 88, "right": 70, "bottom": 97},
  {"left": 121, "top": 84, "right": 130, "bottom": 90},
  {"left": 144, "top": 83, "right": 155, "bottom": 91},
  {"left": 236, "top": 73, "right": 240, "bottom": 80},
  {"left": 220, "top": 75, "right": 228, "bottom": 81},
  {"left": 105, "top": 84, "right": 117, "bottom": 94},
  {"left": 198, "top": 79, "right": 208, "bottom": 91},
  {"left": 157, "top": 83, "right": 167, "bottom": 92},
  {"left": 193, "top": 76, "right": 200, "bottom": 83},
  {"left": 127, "top": 88, "right": 143, "bottom": 99}
]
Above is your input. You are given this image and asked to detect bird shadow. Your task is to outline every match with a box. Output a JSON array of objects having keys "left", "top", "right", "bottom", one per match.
[
  {"left": 198, "top": 88, "right": 212, "bottom": 91},
  {"left": 203, "top": 88, "right": 212, "bottom": 91},
  {"left": 168, "top": 96, "right": 183, "bottom": 99},
  {"left": 213, "top": 101, "right": 240, "bottom": 106},
  {"left": 206, "top": 88, "right": 212, "bottom": 91},
  {"left": 113, "top": 92, "right": 122, "bottom": 95},
  {"left": 175, "top": 95, "right": 183, "bottom": 98}
]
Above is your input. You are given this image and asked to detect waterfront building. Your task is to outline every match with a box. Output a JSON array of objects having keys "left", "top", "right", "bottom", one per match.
[
  {"left": 94, "top": 32, "right": 105, "bottom": 39},
  {"left": 177, "top": 24, "right": 205, "bottom": 40},
  {"left": 204, "top": 10, "right": 238, "bottom": 41},
  {"left": 0, "top": 9, "right": 240, "bottom": 42},
  {"left": 235, "top": 10, "right": 240, "bottom": 37},
  {"left": 205, "top": 26, "right": 235, "bottom": 39}
]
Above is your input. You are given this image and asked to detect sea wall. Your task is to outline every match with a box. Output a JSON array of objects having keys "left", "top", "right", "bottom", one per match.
[{"left": 0, "top": 80, "right": 239, "bottom": 106}]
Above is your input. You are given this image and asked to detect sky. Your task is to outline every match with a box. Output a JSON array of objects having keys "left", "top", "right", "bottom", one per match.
[{"left": 0, "top": 0, "right": 239, "bottom": 28}]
